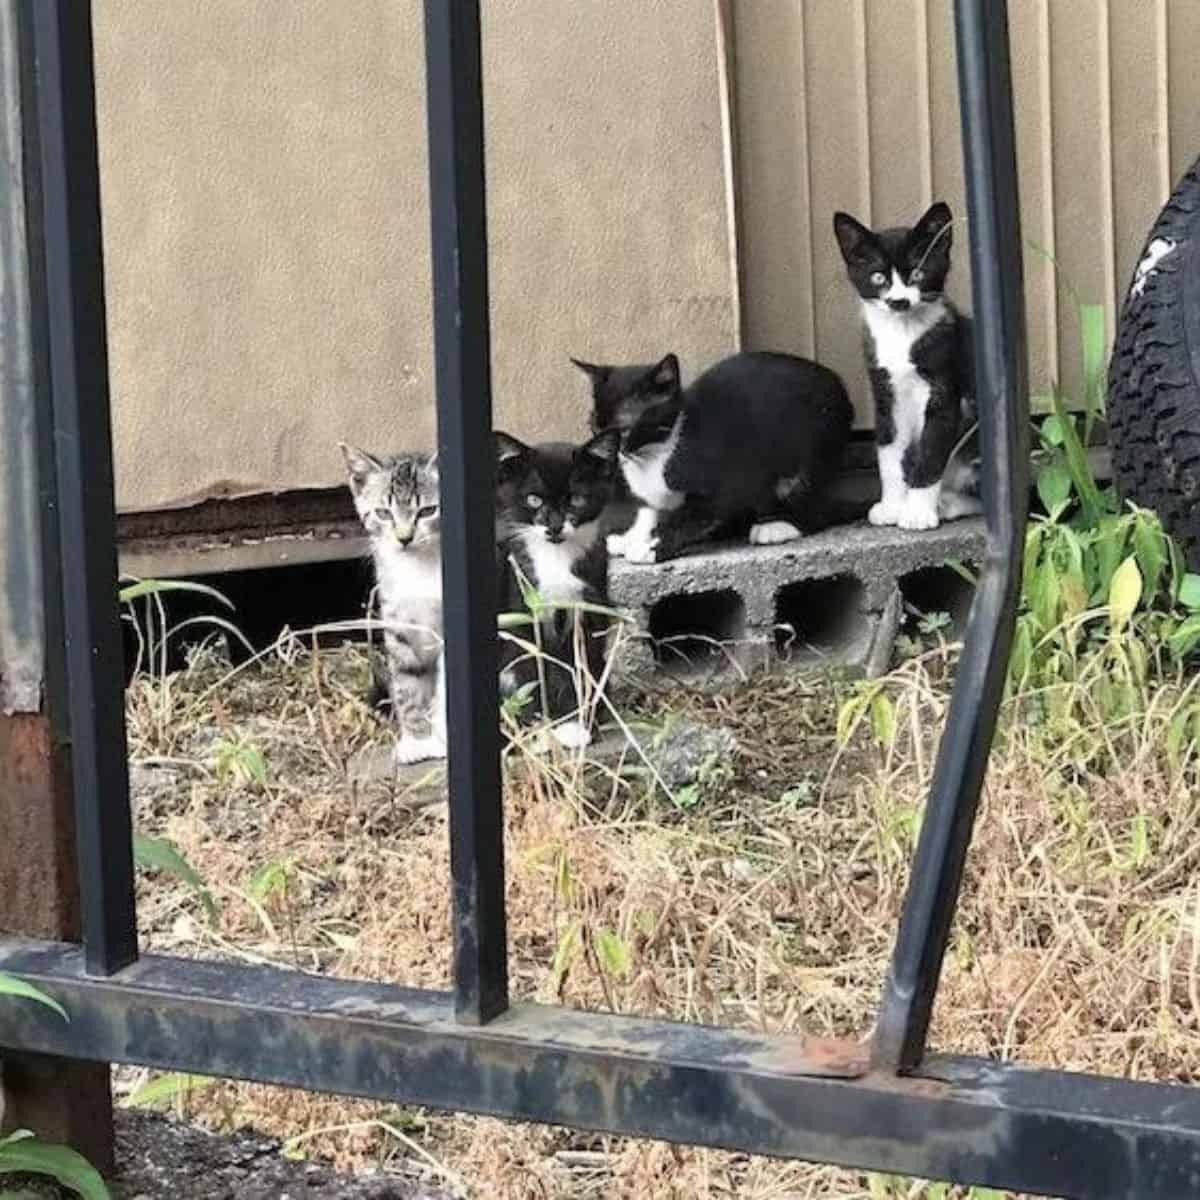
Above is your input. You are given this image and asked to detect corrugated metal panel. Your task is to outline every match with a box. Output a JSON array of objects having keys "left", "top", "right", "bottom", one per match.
[
  {"left": 734, "top": 0, "right": 1188, "bottom": 427},
  {"left": 1167, "top": 0, "right": 1200, "bottom": 184}
]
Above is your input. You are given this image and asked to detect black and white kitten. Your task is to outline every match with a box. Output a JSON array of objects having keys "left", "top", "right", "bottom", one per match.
[
  {"left": 572, "top": 350, "right": 854, "bottom": 564},
  {"left": 833, "top": 202, "right": 980, "bottom": 531},
  {"left": 494, "top": 429, "right": 621, "bottom": 749},
  {"left": 342, "top": 444, "right": 446, "bottom": 764}
]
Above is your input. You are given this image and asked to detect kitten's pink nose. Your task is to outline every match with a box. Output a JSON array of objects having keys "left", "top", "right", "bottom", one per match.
[{"left": 887, "top": 297, "right": 912, "bottom": 312}]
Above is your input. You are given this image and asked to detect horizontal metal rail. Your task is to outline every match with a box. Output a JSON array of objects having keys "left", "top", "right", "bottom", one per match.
[{"left": 0, "top": 938, "right": 1197, "bottom": 1200}]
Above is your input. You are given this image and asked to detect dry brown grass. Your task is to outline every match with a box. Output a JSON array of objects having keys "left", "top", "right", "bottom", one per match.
[{"left": 119, "top": 630, "right": 1200, "bottom": 1199}]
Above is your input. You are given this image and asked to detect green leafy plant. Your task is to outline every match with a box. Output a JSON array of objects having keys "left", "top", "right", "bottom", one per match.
[
  {"left": 212, "top": 733, "right": 269, "bottom": 789},
  {"left": 250, "top": 858, "right": 302, "bottom": 964},
  {"left": 1017, "top": 292, "right": 1200, "bottom": 726},
  {"left": 0, "top": 978, "right": 111, "bottom": 1198},
  {"left": 133, "top": 833, "right": 218, "bottom": 924},
  {"left": 836, "top": 681, "right": 898, "bottom": 755},
  {"left": 0, "top": 972, "right": 67, "bottom": 1022},
  {"left": 0, "top": 1130, "right": 111, "bottom": 1199}
]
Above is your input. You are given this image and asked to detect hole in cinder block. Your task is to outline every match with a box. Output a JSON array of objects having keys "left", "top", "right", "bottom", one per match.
[
  {"left": 649, "top": 589, "right": 747, "bottom": 668},
  {"left": 897, "top": 564, "right": 977, "bottom": 641},
  {"left": 774, "top": 575, "right": 868, "bottom": 663}
]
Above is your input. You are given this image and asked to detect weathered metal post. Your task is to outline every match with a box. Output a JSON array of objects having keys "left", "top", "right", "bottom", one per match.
[{"left": 0, "top": 0, "right": 117, "bottom": 1171}]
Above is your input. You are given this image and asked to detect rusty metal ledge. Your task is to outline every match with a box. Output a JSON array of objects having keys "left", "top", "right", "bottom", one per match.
[{"left": 2, "top": 938, "right": 1200, "bottom": 1199}]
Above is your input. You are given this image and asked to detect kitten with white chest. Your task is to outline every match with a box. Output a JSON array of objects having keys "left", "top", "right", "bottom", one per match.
[
  {"left": 341, "top": 444, "right": 446, "bottom": 764},
  {"left": 572, "top": 350, "right": 854, "bottom": 564},
  {"left": 833, "top": 202, "right": 980, "bottom": 531},
  {"left": 494, "top": 429, "right": 621, "bottom": 749}
]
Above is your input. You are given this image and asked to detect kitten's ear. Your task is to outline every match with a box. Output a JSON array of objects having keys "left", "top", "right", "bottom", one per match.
[
  {"left": 913, "top": 201, "right": 953, "bottom": 250},
  {"left": 494, "top": 431, "right": 529, "bottom": 465},
  {"left": 833, "top": 211, "right": 874, "bottom": 263},
  {"left": 579, "top": 428, "right": 621, "bottom": 468},
  {"left": 339, "top": 442, "right": 382, "bottom": 492},
  {"left": 570, "top": 357, "right": 610, "bottom": 384},
  {"left": 648, "top": 353, "right": 680, "bottom": 392}
]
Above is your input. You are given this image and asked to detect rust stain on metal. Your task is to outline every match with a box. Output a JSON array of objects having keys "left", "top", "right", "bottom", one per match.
[
  {"left": 0, "top": 715, "right": 115, "bottom": 1167},
  {"left": 0, "top": 714, "right": 80, "bottom": 942},
  {"left": 864, "top": 1065, "right": 955, "bottom": 1099},
  {"left": 765, "top": 1034, "right": 870, "bottom": 1079}
]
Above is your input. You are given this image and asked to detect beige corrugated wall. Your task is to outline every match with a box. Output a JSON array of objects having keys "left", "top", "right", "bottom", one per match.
[
  {"left": 95, "top": 1, "right": 737, "bottom": 512},
  {"left": 98, "top": 2, "right": 1200, "bottom": 511},
  {"left": 734, "top": 0, "right": 1194, "bottom": 426}
]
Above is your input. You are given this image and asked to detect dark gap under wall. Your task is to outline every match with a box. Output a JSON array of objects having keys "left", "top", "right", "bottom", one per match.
[{"left": 121, "top": 557, "right": 375, "bottom": 682}]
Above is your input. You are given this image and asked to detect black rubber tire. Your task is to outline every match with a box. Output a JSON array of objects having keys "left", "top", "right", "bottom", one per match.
[{"left": 1108, "top": 155, "right": 1200, "bottom": 568}]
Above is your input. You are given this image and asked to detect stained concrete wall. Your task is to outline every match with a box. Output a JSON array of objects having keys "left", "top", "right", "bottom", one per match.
[{"left": 94, "top": 0, "right": 736, "bottom": 513}]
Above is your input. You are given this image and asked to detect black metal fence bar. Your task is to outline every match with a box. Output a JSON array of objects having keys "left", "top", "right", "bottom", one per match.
[
  {"left": 2, "top": 937, "right": 1199, "bottom": 1200},
  {"left": 872, "top": 0, "right": 1029, "bottom": 1071},
  {"left": 422, "top": 0, "right": 508, "bottom": 1024},
  {"left": 23, "top": 0, "right": 138, "bottom": 977}
]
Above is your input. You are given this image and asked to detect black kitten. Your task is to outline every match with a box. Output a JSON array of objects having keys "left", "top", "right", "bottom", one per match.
[
  {"left": 572, "top": 350, "right": 854, "bottom": 563},
  {"left": 833, "top": 202, "right": 980, "bottom": 530},
  {"left": 494, "top": 429, "right": 621, "bottom": 748}
]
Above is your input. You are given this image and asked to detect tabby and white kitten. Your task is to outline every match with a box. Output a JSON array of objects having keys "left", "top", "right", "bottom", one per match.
[
  {"left": 341, "top": 444, "right": 445, "bottom": 764},
  {"left": 833, "top": 202, "right": 980, "bottom": 531},
  {"left": 494, "top": 429, "right": 621, "bottom": 749}
]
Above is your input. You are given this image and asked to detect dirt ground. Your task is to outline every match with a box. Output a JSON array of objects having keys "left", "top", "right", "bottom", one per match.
[{"left": 115, "top": 631, "right": 1200, "bottom": 1199}]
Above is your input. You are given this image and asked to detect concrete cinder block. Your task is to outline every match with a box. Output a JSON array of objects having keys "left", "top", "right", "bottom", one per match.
[{"left": 609, "top": 517, "right": 987, "bottom": 678}]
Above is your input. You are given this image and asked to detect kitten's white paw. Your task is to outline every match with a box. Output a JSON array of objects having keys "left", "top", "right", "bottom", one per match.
[
  {"left": 749, "top": 519, "right": 802, "bottom": 546},
  {"left": 868, "top": 501, "right": 904, "bottom": 527},
  {"left": 393, "top": 734, "right": 447, "bottom": 765},
  {"left": 622, "top": 533, "right": 660, "bottom": 564},
  {"left": 896, "top": 495, "right": 940, "bottom": 531},
  {"left": 606, "top": 532, "right": 628, "bottom": 558},
  {"left": 551, "top": 720, "right": 592, "bottom": 750}
]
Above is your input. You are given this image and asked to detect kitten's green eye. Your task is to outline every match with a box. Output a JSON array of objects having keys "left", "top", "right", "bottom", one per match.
[
  {"left": 526, "top": 494, "right": 544, "bottom": 510},
  {"left": 417, "top": 505, "right": 437, "bottom": 520},
  {"left": 569, "top": 495, "right": 588, "bottom": 509},
  {"left": 910, "top": 267, "right": 925, "bottom": 283},
  {"left": 373, "top": 508, "right": 392, "bottom": 522},
  {"left": 870, "top": 270, "right": 887, "bottom": 286}
]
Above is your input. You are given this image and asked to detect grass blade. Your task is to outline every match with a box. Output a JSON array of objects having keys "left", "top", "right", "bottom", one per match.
[
  {"left": 1049, "top": 390, "right": 1104, "bottom": 526},
  {"left": 1079, "top": 301, "right": 1107, "bottom": 420},
  {"left": 121, "top": 1071, "right": 217, "bottom": 1110},
  {"left": 0, "top": 973, "right": 67, "bottom": 1022},
  {"left": 133, "top": 834, "right": 218, "bottom": 924},
  {"left": 118, "top": 578, "right": 235, "bottom": 609}
]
